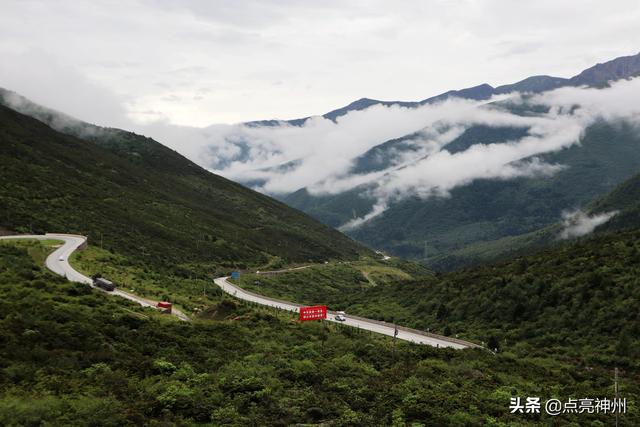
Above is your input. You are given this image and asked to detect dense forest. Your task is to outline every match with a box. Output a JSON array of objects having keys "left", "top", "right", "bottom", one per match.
[
  {"left": 1, "top": 92, "right": 638, "bottom": 425},
  {"left": 1, "top": 241, "right": 637, "bottom": 425},
  {"left": 237, "top": 228, "right": 640, "bottom": 369}
]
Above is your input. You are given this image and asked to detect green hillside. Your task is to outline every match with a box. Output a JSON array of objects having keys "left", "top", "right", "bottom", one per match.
[
  {"left": 0, "top": 103, "right": 368, "bottom": 270},
  {"left": 590, "top": 171, "right": 640, "bottom": 232},
  {"left": 285, "top": 119, "right": 640, "bottom": 270},
  {"left": 412, "top": 162, "right": 640, "bottom": 271},
  {"left": 2, "top": 239, "right": 637, "bottom": 425},
  {"left": 252, "top": 227, "right": 640, "bottom": 369}
]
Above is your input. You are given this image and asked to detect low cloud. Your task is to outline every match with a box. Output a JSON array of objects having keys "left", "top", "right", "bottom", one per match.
[
  {"left": 3, "top": 48, "right": 640, "bottom": 232},
  {"left": 0, "top": 50, "right": 132, "bottom": 129},
  {"left": 142, "top": 77, "right": 640, "bottom": 229},
  {"left": 201, "top": 97, "right": 501, "bottom": 194},
  {"left": 560, "top": 210, "right": 618, "bottom": 239}
]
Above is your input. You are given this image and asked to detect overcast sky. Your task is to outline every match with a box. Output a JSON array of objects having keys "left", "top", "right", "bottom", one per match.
[{"left": 1, "top": 0, "right": 639, "bottom": 127}]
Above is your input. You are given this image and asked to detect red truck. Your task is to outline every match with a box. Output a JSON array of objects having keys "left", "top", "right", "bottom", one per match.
[{"left": 157, "top": 301, "right": 172, "bottom": 314}]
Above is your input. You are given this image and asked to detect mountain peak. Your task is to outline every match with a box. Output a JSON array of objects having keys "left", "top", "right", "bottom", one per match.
[
  {"left": 244, "top": 52, "right": 640, "bottom": 127},
  {"left": 569, "top": 52, "right": 640, "bottom": 87}
]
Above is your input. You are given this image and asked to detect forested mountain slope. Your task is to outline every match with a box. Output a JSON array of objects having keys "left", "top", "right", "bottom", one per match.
[{"left": 0, "top": 103, "right": 368, "bottom": 268}]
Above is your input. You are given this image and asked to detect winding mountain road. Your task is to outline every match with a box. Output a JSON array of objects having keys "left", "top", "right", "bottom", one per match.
[
  {"left": 214, "top": 276, "right": 479, "bottom": 350},
  {"left": 1, "top": 233, "right": 478, "bottom": 348},
  {"left": 0, "top": 234, "right": 189, "bottom": 321}
]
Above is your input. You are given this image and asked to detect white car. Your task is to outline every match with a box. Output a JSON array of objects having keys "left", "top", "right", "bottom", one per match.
[
  {"left": 335, "top": 311, "right": 346, "bottom": 321},
  {"left": 58, "top": 256, "right": 65, "bottom": 261}
]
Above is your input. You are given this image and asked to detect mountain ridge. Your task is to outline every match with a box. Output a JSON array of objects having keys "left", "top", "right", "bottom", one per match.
[
  {"left": 246, "top": 51, "right": 640, "bottom": 126},
  {"left": 0, "top": 101, "right": 370, "bottom": 268}
]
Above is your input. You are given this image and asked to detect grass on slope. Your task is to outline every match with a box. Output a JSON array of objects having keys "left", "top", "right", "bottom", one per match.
[
  {"left": 342, "top": 229, "right": 640, "bottom": 372},
  {"left": 233, "top": 225, "right": 640, "bottom": 374},
  {"left": 1, "top": 241, "right": 637, "bottom": 426},
  {"left": 0, "top": 238, "right": 64, "bottom": 266},
  {"left": 70, "top": 244, "right": 219, "bottom": 314},
  {"left": 235, "top": 259, "right": 427, "bottom": 311}
]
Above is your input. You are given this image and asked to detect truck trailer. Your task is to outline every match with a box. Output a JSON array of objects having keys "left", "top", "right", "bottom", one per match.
[{"left": 92, "top": 276, "right": 116, "bottom": 292}]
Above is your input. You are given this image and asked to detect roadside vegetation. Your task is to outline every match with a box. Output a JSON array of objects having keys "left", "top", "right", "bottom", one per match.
[
  {"left": 70, "top": 244, "right": 216, "bottom": 315},
  {"left": 244, "top": 228, "right": 640, "bottom": 391},
  {"left": 235, "top": 259, "right": 425, "bottom": 311},
  {"left": 2, "top": 97, "right": 639, "bottom": 424},
  {"left": 1, "top": 242, "right": 637, "bottom": 425}
]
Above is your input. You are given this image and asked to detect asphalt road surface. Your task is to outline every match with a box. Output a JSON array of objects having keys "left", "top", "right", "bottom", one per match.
[
  {"left": 0, "top": 234, "right": 189, "bottom": 321},
  {"left": 0, "top": 233, "right": 476, "bottom": 346},
  {"left": 214, "top": 276, "right": 475, "bottom": 349}
]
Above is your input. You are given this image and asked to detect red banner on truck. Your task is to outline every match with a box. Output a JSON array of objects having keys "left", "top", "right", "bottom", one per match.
[{"left": 299, "top": 305, "right": 327, "bottom": 321}]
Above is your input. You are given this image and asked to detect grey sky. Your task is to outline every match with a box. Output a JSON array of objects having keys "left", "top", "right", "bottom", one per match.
[{"left": 1, "top": 0, "right": 639, "bottom": 127}]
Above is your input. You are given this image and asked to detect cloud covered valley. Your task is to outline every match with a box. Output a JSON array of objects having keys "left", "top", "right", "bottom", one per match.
[{"left": 145, "top": 77, "right": 640, "bottom": 231}]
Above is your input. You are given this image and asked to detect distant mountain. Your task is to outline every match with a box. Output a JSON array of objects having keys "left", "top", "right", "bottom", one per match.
[
  {"left": 267, "top": 52, "right": 640, "bottom": 270},
  {"left": 283, "top": 117, "right": 640, "bottom": 270},
  {"left": 494, "top": 75, "right": 568, "bottom": 94},
  {"left": 568, "top": 52, "right": 640, "bottom": 87},
  {"left": 0, "top": 95, "right": 370, "bottom": 267},
  {"left": 247, "top": 52, "right": 640, "bottom": 126}
]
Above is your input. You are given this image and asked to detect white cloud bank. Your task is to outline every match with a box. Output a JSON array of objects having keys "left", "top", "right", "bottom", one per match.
[
  {"left": 2, "top": 46, "right": 640, "bottom": 233},
  {"left": 560, "top": 210, "right": 618, "bottom": 239},
  {"left": 153, "top": 77, "right": 640, "bottom": 229}
]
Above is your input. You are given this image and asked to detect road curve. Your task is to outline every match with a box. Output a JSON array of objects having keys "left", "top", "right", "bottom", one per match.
[
  {"left": 0, "top": 234, "right": 189, "bottom": 321},
  {"left": 0, "top": 233, "right": 475, "bottom": 346},
  {"left": 214, "top": 276, "right": 477, "bottom": 350}
]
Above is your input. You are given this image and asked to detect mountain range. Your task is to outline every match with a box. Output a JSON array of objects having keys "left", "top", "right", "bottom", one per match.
[
  {"left": 3, "top": 54, "right": 640, "bottom": 425},
  {"left": 239, "top": 52, "right": 640, "bottom": 270},
  {"left": 4, "top": 52, "right": 640, "bottom": 273},
  {"left": 248, "top": 52, "right": 640, "bottom": 126}
]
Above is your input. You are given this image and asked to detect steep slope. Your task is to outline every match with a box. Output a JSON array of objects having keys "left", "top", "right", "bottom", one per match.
[
  {"left": 284, "top": 119, "right": 640, "bottom": 269},
  {"left": 272, "top": 53, "right": 640, "bottom": 269},
  {"left": 589, "top": 171, "right": 640, "bottom": 232},
  {"left": 0, "top": 103, "right": 369, "bottom": 268},
  {"left": 569, "top": 52, "right": 640, "bottom": 87},
  {"left": 416, "top": 166, "right": 640, "bottom": 271}
]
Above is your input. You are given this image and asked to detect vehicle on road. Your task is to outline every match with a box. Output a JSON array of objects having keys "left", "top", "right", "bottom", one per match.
[
  {"left": 58, "top": 256, "right": 65, "bottom": 261},
  {"left": 92, "top": 275, "right": 116, "bottom": 292},
  {"left": 335, "top": 311, "right": 346, "bottom": 321},
  {"left": 157, "top": 301, "right": 172, "bottom": 314}
]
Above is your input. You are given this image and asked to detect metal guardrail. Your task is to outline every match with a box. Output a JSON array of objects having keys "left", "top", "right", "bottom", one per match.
[
  {"left": 342, "top": 312, "right": 483, "bottom": 349},
  {"left": 221, "top": 277, "right": 483, "bottom": 349},
  {"left": 223, "top": 279, "right": 304, "bottom": 309}
]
